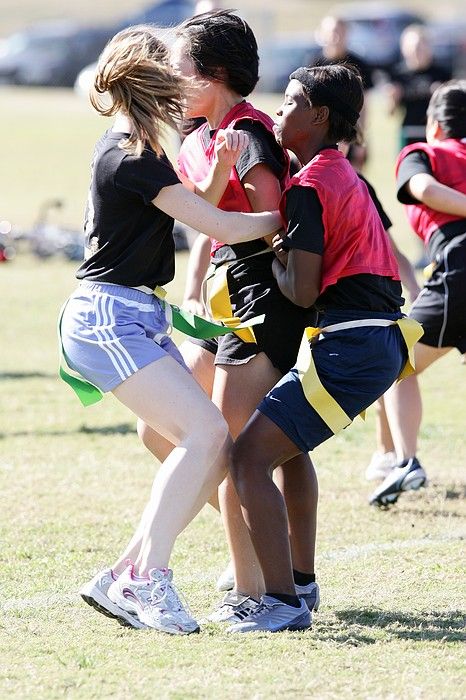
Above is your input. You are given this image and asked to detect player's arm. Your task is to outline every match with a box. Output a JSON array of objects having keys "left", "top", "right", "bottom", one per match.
[
  {"left": 386, "top": 231, "right": 420, "bottom": 304},
  {"left": 153, "top": 184, "right": 280, "bottom": 244},
  {"left": 271, "top": 185, "right": 322, "bottom": 307},
  {"left": 406, "top": 174, "right": 466, "bottom": 218},
  {"left": 272, "top": 249, "right": 321, "bottom": 308},
  {"left": 242, "top": 163, "right": 282, "bottom": 247}
]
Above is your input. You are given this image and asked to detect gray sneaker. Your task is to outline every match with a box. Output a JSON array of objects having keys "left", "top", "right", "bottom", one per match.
[
  {"left": 228, "top": 595, "right": 311, "bottom": 633},
  {"left": 295, "top": 581, "right": 320, "bottom": 611},
  {"left": 79, "top": 567, "right": 147, "bottom": 629},
  {"left": 205, "top": 591, "right": 260, "bottom": 623},
  {"left": 369, "top": 457, "right": 427, "bottom": 507}
]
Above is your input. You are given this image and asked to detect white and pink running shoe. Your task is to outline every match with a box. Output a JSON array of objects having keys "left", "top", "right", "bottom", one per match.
[
  {"left": 80, "top": 567, "right": 146, "bottom": 629},
  {"left": 107, "top": 564, "right": 199, "bottom": 635}
]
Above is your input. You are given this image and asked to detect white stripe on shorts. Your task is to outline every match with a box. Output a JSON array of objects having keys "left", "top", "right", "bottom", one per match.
[
  {"left": 94, "top": 294, "right": 139, "bottom": 380},
  {"left": 94, "top": 295, "right": 129, "bottom": 380}
]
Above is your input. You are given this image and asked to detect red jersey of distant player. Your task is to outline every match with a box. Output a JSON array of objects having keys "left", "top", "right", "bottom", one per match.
[{"left": 396, "top": 139, "right": 466, "bottom": 246}]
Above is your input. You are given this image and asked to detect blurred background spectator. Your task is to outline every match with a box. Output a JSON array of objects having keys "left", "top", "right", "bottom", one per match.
[
  {"left": 386, "top": 24, "right": 452, "bottom": 149},
  {"left": 1, "top": 1, "right": 464, "bottom": 93},
  {"left": 310, "top": 14, "right": 375, "bottom": 90},
  {"left": 307, "top": 14, "right": 374, "bottom": 170}
]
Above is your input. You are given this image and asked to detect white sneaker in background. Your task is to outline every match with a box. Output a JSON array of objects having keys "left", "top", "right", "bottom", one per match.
[
  {"left": 365, "top": 451, "right": 398, "bottom": 481},
  {"left": 369, "top": 457, "right": 427, "bottom": 507},
  {"left": 108, "top": 564, "right": 199, "bottom": 635},
  {"left": 216, "top": 561, "right": 234, "bottom": 592}
]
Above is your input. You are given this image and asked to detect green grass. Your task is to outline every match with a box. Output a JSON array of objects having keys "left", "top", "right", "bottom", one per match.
[
  {"left": 0, "top": 252, "right": 465, "bottom": 699},
  {"left": 1, "top": 84, "right": 465, "bottom": 698}
]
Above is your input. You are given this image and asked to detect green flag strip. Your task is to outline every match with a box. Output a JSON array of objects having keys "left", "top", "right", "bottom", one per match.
[{"left": 58, "top": 297, "right": 264, "bottom": 406}]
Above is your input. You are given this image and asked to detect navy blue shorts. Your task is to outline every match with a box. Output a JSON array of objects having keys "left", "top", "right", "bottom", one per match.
[{"left": 258, "top": 309, "right": 407, "bottom": 453}]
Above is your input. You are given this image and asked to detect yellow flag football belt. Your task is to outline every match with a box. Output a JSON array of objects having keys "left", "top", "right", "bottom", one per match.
[{"left": 298, "top": 317, "right": 424, "bottom": 435}]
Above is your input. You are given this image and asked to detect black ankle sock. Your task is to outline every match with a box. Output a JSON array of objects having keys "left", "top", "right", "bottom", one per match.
[
  {"left": 266, "top": 592, "right": 301, "bottom": 608},
  {"left": 293, "top": 569, "right": 316, "bottom": 586}
]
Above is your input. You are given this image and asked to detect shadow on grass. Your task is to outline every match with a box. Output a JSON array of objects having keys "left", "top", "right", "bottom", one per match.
[
  {"left": 0, "top": 423, "right": 135, "bottom": 439},
  {"left": 0, "top": 371, "right": 55, "bottom": 379},
  {"left": 427, "top": 483, "right": 466, "bottom": 500},
  {"left": 79, "top": 423, "right": 135, "bottom": 435},
  {"left": 445, "top": 486, "right": 466, "bottom": 500},
  {"left": 332, "top": 608, "right": 466, "bottom": 643}
]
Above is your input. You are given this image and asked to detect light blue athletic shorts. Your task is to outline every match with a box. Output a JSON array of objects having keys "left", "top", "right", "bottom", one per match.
[{"left": 61, "top": 281, "right": 188, "bottom": 392}]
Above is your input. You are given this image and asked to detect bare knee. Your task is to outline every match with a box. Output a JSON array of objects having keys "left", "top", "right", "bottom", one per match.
[
  {"left": 137, "top": 418, "right": 153, "bottom": 447},
  {"left": 189, "top": 405, "right": 230, "bottom": 461}
]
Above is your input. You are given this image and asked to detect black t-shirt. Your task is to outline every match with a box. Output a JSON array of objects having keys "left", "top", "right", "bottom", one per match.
[
  {"left": 389, "top": 63, "right": 451, "bottom": 128},
  {"left": 396, "top": 149, "right": 466, "bottom": 258},
  {"left": 396, "top": 150, "right": 432, "bottom": 203},
  {"left": 308, "top": 50, "right": 374, "bottom": 90},
  {"left": 358, "top": 174, "right": 392, "bottom": 230},
  {"left": 283, "top": 181, "right": 403, "bottom": 312},
  {"left": 210, "top": 118, "right": 288, "bottom": 264},
  {"left": 77, "top": 131, "right": 180, "bottom": 288}
]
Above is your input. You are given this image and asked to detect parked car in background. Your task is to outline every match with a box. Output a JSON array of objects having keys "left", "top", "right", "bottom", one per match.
[
  {"left": 0, "top": 1, "right": 196, "bottom": 89},
  {"left": 333, "top": 3, "right": 424, "bottom": 70},
  {"left": 257, "top": 34, "right": 318, "bottom": 93},
  {"left": 74, "top": 1, "right": 197, "bottom": 96},
  {"left": 428, "top": 20, "right": 466, "bottom": 76},
  {"left": 116, "top": 0, "right": 195, "bottom": 29},
  {"left": 0, "top": 20, "right": 112, "bottom": 87}
]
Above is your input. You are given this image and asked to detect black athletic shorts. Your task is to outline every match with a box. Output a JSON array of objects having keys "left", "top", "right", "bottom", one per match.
[
  {"left": 190, "top": 252, "right": 315, "bottom": 375},
  {"left": 409, "top": 231, "right": 466, "bottom": 353}
]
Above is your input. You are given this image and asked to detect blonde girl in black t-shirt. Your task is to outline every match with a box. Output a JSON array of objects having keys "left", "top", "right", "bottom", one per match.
[{"left": 62, "top": 25, "right": 280, "bottom": 634}]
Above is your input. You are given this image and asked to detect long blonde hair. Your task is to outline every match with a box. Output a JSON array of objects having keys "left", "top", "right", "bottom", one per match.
[{"left": 91, "top": 25, "right": 185, "bottom": 156}]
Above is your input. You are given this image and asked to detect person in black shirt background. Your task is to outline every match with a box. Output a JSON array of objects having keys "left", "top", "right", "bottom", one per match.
[
  {"left": 386, "top": 24, "right": 452, "bottom": 150},
  {"left": 307, "top": 15, "right": 374, "bottom": 170},
  {"left": 386, "top": 24, "right": 452, "bottom": 271}
]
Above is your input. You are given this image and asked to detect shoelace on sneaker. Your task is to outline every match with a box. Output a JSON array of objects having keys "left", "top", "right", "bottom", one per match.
[
  {"left": 243, "top": 599, "right": 275, "bottom": 620},
  {"left": 218, "top": 600, "right": 257, "bottom": 620},
  {"left": 150, "top": 579, "right": 192, "bottom": 619}
]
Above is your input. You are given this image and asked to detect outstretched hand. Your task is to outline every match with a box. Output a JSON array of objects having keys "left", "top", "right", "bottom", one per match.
[{"left": 214, "top": 128, "right": 249, "bottom": 169}]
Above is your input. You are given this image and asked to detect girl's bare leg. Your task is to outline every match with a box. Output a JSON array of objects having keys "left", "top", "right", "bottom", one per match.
[
  {"left": 213, "top": 355, "right": 318, "bottom": 598},
  {"left": 383, "top": 343, "right": 451, "bottom": 460},
  {"left": 111, "top": 342, "right": 217, "bottom": 572},
  {"left": 111, "top": 356, "right": 230, "bottom": 575}
]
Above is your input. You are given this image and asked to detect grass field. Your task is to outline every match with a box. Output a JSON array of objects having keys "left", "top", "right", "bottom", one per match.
[
  {"left": 0, "top": 75, "right": 465, "bottom": 698},
  {"left": 0, "top": 251, "right": 465, "bottom": 699}
]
